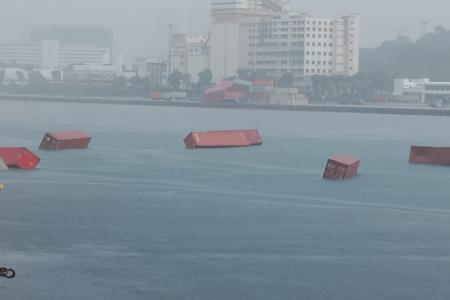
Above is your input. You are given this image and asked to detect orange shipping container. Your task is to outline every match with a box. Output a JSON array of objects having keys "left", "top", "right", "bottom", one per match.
[
  {"left": 208, "top": 130, "right": 262, "bottom": 145},
  {"left": 184, "top": 132, "right": 250, "bottom": 148},
  {"left": 323, "top": 153, "right": 360, "bottom": 179}
]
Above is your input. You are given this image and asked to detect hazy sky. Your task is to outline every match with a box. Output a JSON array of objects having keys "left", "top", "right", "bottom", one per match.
[{"left": 1, "top": 0, "right": 449, "bottom": 63}]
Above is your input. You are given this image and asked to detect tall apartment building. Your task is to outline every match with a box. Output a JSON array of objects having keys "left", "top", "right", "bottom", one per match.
[{"left": 208, "top": 0, "right": 359, "bottom": 92}]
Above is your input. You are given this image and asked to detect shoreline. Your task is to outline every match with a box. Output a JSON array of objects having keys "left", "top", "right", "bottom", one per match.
[{"left": 1, "top": 94, "right": 449, "bottom": 117}]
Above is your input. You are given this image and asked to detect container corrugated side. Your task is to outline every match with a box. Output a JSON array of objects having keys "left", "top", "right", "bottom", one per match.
[
  {"left": 184, "top": 132, "right": 250, "bottom": 148},
  {"left": 208, "top": 130, "right": 263, "bottom": 145},
  {"left": 409, "top": 146, "right": 450, "bottom": 165}
]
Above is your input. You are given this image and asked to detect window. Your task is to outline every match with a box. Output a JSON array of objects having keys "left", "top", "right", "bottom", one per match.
[
  {"left": 312, "top": 51, "right": 315, "bottom": 55},
  {"left": 307, "top": 27, "right": 310, "bottom": 31},
  {"left": 323, "top": 61, "right": 326, "bottom": 64},
  {"left": 306, "top": 51, "right": 310, "bottom": 55},
  {"left": 312, "top": 34, "right": 316, "bottom": 38},
  {"left": 328, "top": 61, "right": 332, "bottom": 65},
  {"left": 306, "top": 60, "right": 309, "bottom": 64},
  {"left": 312, "top": 27, "right": 316, "bottom": 31},
  {"left": 312, "top": 43, "right": 315, "bottom": 46},
  {"left": 311, "top": 61, "right": 315, "bottom": 64}
]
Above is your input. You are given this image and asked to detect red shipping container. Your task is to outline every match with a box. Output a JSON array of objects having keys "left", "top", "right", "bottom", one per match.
[
  {"left": 409, "top": 146, "right": 450, "bottom": 165},
  {"left": 208, "top": 130, "right": 262, "bottom": 145},
  {"left": 323, "top": 153, "right": 360, "bottom": 179},
  {"left": 253, "top": 79, "right": 275, "bottom": 87},
  {"left": 224, "top": 92, "right": 244, "bottom": 99},
  {"left": 184, "top": 132, "right": 250, "bottom": 148},
  {"left": 39, "top": 131, "right": 91, "bottom": 150},
  {"left": 0, "top": 147, "right": 41, "bottom": 169}
]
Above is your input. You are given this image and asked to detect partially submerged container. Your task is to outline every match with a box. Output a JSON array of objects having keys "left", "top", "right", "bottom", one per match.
[
  {"left": 323, "top": 153, "right": 360, "bottom": 179},
  {"left": 208, "top": 130, "right": 263, "bottom": 145},
  {"left": 0, "top": 158, "right": 8, "bottom": 171},
  {"left": 0, "top": 147, "right": 41, "bottom": 169},
  {"left": 39, "top": 131, "right": 91, "bottom": 150},
  {"left": 409, "top": 146, "right": 450, "bottom": 165},
  {"left": 184, "top": 132, "right": 250, "bottom": 148}
]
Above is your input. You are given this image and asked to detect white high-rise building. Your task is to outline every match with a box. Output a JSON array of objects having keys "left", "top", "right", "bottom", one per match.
[
  {"left": 207, "top": 1, "right": 359, "bottom": 92},
  {"left": 167, "top": 1, "right": 360, "bottom": 93}
]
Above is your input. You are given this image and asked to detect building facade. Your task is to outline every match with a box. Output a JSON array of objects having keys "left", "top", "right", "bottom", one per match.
[
  {"left": 170, "top": 34, "right": 210, "bottom": 83},
  {"left": 202, "top": 0, "right": 359, "bottom": 93},
  {"left": 136, "top": 57, "right": 169, "bottom": 89},
  {"left": 210, "top": 9, "right": 359, "bottom": 92},
  {"left": 394, "top": 78, "right": 450, "bottom": 103},
  {"left": 0, "top": 40, "right": 110, "bottom": 69}
]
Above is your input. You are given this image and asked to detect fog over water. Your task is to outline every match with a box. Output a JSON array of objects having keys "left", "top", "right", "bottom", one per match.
[
  {"left": 1, "top": 101, "right": 450, "bottom": 299},
  {"left": 1, "top": 0, "right": 450, "bottom": 61}
]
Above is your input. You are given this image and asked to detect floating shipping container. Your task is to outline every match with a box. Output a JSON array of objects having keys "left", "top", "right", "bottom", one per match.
[
  {"left": 184, "top": 132, "right": 250, "bottom": 148},
  {"left": 0, "top": 147, "right": 41, "bottom": 169},
  {"left": 323, "top": 153, "right": 360, "bottom": 179},
  {"left": 409, "top": 146, "right": 450, "bottom": 165},
  {"left": 208, "top": 130, "right": 263, "bottom": 145},
  {"left": 39, "top": 131, "right": 91, "bottom": 150},
  {"left": 0, "top": 158, "right": 7, "bottom": 171}
]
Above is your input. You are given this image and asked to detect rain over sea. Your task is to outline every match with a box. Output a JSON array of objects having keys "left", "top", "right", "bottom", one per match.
[{"left": 1, "top": 100, "right": 450, "bottom": 300}]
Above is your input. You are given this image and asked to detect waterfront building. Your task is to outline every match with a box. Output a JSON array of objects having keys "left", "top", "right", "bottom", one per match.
[
  {"left": 0, "top": 40, "right": 111, "bottom": 69},
  {"left": 136, "top": 57, "right": 169, "bottom": 89},
  {"left": 170, "top": 34, "right": 210, "bottom": 84},
  {"left": 169, "top": 0, "right": 359, "bottom": 93},
  {"left": 63, "top": 63, "right": 116, "bottom": 87},
  {"left": 393, "top": 78, "right": 450, "bottom": 103},
  {"left": 209, "top": 1, "right": 359, "bottom": 93}
]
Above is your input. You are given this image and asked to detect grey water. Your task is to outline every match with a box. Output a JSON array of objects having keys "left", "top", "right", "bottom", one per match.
[{"left": 1, "top": 100, "right": 450, "bottom": 300}]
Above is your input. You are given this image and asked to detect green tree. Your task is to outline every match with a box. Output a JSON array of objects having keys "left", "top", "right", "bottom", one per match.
[
  {"left": 279, "top": 72, "right": 295, "bottom": 88},
  {"left": 182, "top": 73, "right": 191, "bottom": 90},
  {"left": 168, "top": 70, "right": 183, "bottom": 90},
  {"left": 197, "top": 69, "right": 213, "bottom": 89}
]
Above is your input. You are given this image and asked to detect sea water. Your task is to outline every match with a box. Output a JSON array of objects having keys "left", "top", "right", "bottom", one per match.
[{"left": 1, "top": 100, "right": 450, "bottom": 299}]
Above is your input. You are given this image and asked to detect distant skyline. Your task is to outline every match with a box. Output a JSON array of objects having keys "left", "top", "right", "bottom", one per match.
[{"left": 1, "top": 0, "right": 449, "bottom": 63}]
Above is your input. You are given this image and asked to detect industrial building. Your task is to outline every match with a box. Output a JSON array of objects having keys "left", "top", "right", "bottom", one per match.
[{"left": 393, "top": 78, "right": 450, "bottom": 103}]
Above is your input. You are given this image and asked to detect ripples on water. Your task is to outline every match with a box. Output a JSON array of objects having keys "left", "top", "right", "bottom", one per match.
[{"left": 1, "top": 101, "right": 450, "bottom": 299}]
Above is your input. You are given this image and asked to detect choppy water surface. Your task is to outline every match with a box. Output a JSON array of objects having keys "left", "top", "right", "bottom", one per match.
[{"left": 1, "top": 100, "right": 450, "bottom": 300}]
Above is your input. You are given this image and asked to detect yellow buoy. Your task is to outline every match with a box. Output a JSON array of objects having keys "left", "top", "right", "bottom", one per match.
[{"left": 0, "top": 184, "right": 3, "bottom": 191}]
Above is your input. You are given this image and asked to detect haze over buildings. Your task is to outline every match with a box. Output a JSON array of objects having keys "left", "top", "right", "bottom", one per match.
[{"left": 0, "top": 0, "right": 449, "bottom": 63}]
